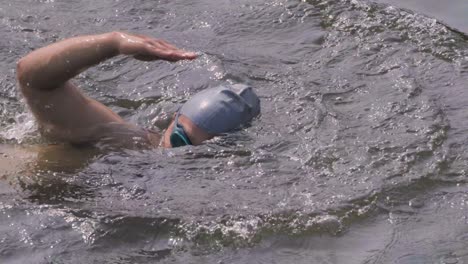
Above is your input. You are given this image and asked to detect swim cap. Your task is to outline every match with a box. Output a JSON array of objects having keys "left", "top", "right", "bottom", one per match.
[{"left": 179, "top": 84, "right": 260, "bottom": 134}]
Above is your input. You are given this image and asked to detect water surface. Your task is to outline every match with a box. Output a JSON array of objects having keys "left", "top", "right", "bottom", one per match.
[
  {"left": 1, "top": 0, "right": 468, "bottom": 263},
  {"left": 374, "top": 0, "right": 468, "bottom": 33}
]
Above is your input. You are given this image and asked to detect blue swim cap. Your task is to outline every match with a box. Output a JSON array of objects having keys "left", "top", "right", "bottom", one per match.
[{"left": 179, "top": 84, "right": 261, "bottom": 134}]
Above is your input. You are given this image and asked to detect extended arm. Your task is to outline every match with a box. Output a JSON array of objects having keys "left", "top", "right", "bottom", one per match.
[
  {"left": 17, "top": 31, "right": 197, "bottom": 90},
  {"left": 16, "top": 32, "right": 197, "bottom": 144}
]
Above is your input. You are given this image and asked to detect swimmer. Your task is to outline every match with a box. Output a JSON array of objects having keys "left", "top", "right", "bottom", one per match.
[{"left": 16, "top": 32, "right": 260, "bottom": 148}]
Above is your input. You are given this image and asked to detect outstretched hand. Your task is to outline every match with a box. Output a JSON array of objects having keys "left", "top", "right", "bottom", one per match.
[{"left": 115, "top": 32, "right": 198, "bottom": 62}]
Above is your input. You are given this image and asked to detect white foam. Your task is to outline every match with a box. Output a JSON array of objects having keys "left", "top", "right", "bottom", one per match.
[{"left": 0, "top": 111, "right": 37, "bottom": 143}]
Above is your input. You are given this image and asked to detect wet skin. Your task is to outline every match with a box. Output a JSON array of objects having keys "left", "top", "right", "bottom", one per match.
[{"left": 16, "top": 31, "right": 211, "bottom": 148}]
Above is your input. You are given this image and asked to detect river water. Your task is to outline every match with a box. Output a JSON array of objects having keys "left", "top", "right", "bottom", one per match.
[
  {"left": 1, "top": 0, "right": 468, "bottom": 263},
  {"left": 373, "top": 0, "right": 468, "bottom": 34}
]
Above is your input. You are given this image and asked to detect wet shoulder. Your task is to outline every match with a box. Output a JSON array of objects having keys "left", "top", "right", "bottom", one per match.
[{"left": 77, "top": 122, "right": 161, "bottom": 149}]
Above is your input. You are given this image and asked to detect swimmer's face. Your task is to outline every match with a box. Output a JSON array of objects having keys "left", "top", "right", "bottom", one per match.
[
  {"left": 162, "top": 114, "right": 214, "bottom": 148},
  {"left": 161, "top": 84, "right": 260, "bottom": 148}
]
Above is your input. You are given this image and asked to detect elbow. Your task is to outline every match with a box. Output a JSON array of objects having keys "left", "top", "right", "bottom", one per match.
[
  {"left": 16, "top": 57, "right": 29, "bottom": 87},
  {"left": 16, "top": 57, "right": 40, "bottom": 91}
]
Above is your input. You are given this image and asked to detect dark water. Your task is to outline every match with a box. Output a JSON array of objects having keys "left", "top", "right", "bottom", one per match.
[{"left": 1, "top": 0, "right": 468, "bottom": 263}]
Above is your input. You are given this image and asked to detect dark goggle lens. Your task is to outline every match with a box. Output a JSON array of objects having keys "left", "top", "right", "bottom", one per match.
[{"left": 170, "top": 130, "right": 191, "bottom": 147}]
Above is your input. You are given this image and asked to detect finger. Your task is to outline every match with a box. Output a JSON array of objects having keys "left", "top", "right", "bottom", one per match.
[
  {"left": 180, "top": 51, "right": 198, "bottom": 60},
  {"left": 150, "top": 39, "right": 196, "bottom": 57},
  {"left": 155, "top": 39, "right": 179, "bottom": 50},
  {"left": 135, "top": 51, "right": 196, "bottom": 62},
  {"left": 144, "top": 38, "right": 197, "bottom": 58},
  {"left": 157, "top": 49, "right": 195, "bottom": 61},
  {"left": 155, "top": 50, "right": 185, "bottom": 62},
  {"left": 148, "top": 40, "right": 182, "bottom": 55},
  {"left": 167, "top": 50, "right": 198, "bottom": 60},
  {"left": 162, "top": 43, "right": 198, "bottom": 59},
  {"left": 145, "top": 44, "right": 198, "bottom": 61}
]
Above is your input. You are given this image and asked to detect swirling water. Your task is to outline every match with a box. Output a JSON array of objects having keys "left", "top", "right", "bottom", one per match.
[{"left": 1, "top": 0, "right": 468, "bottom": 263}]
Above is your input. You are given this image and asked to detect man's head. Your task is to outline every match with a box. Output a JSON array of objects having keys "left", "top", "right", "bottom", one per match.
[{"left": 163, "top": 84, "right": 261, "bottom": 148}]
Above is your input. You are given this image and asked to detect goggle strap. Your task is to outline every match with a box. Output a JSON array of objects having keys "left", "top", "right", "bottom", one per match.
[{"left": 170, "top": 110, "right": 193, "bottom": 146}]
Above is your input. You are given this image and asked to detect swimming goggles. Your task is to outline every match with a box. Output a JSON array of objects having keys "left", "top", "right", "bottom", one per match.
[{"left": 169, "top": 111, "right": 192, "bottom": 147}]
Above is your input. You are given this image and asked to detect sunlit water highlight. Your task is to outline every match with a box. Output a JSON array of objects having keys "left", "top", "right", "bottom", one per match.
[{"left": 1, "top": 0, "right": 468, "bottom": 263}]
